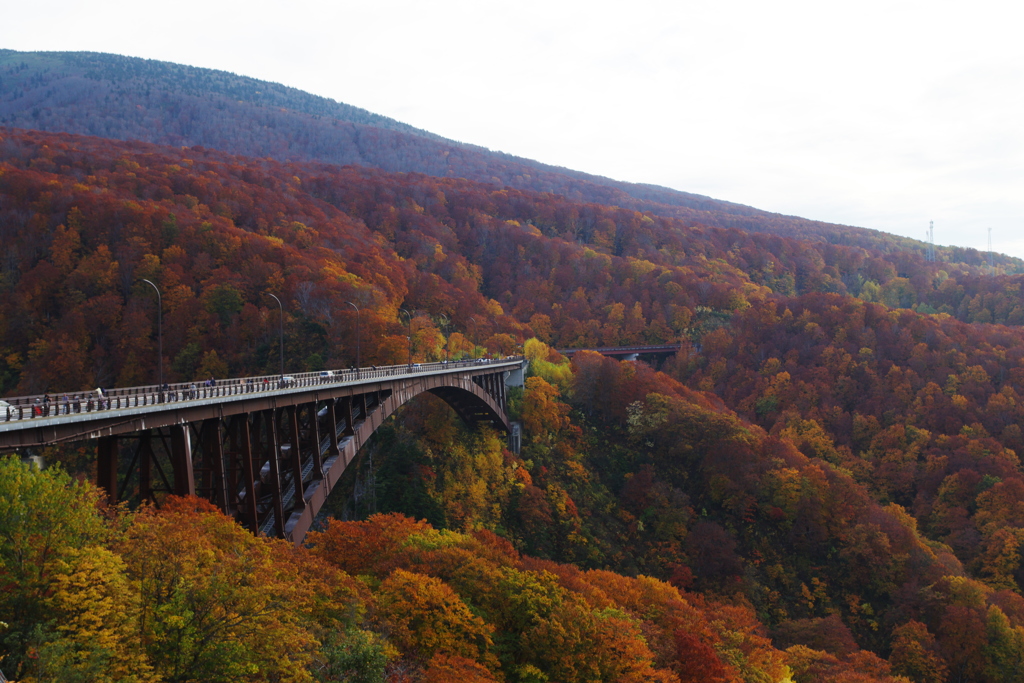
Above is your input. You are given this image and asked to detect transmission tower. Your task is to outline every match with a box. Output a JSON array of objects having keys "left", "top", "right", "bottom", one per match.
[{"left": 927, "top": 221, "right": 935, "bottom": 262}]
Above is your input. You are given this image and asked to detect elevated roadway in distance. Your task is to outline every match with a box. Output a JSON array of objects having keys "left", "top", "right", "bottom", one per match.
[
  {"left": 0, "top": 358, "right": 525, "bottom": 544},
  {"left": 556, "top": 344, "right": 682, "bottom": 361}
]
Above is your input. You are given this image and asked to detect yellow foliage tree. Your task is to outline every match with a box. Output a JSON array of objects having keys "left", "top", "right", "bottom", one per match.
[
  {"left": 33, "top": 546, "right": 157, "bottom": 683},
  {"left": 522, "top": 376, "right": 569, "bottom": 443},
  {"left": 374, "top": 568, "right": 497, "bottom": 669},
  {"left": 120, "top": 496, "right": 330, "bottom": 682}
]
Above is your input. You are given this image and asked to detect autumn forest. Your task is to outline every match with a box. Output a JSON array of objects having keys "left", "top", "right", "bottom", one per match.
[{"left": 4, "top": 50, "right": 1024, "bottom": 683}]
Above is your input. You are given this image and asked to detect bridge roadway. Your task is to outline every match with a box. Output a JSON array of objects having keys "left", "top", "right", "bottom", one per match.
[
  {"left": 0, "top": 358, "right": 524, "bottom": 544},
  {"left": 556, "top": 344, "right": 682, "bottom": 359}
]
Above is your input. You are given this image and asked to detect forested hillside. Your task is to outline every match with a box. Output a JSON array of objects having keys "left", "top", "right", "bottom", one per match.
[
  {"left": 6, "top": 125, "right": 1024, "bottom": 681},
  {"left": 2, "top": 49, "right": 1017, "bottom": 267},
  {"left": 2, "top": 126, "right": 1024, "bottom": 395}
]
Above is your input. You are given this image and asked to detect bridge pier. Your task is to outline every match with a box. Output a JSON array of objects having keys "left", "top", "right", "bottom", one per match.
[
  {"left": 326, "top": 401, "right": 341, "bottom": 458},
  {"left": 236, "top": 415, "right": 260, "bottom": 533},
  {"left": 139, "top": 431, "right": 153, "bottom": 504},
  {"left": 287, "top": 406, "right": 306, "bottom": 509},
  {"left": 307, "top": 402, "right": 324, "bottom": 481},
  {"left": 170, "top": 425, "right": 194, "bottom": 497},
  {"left": 198, "top": 418, "right": 229, "bottom": 514},
  {"left": 97, "top": 436, "right": 118, "bottom": 505},
  {"left": 267, "top": 410, "right": 286, "bottom": 537},
  {"left": 342, "top": 396, "right": 355, "bottom": 437}
]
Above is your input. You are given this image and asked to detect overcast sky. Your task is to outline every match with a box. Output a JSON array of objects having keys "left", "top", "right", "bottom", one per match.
[{"left": 4, "top": 0, "right": 1024, "bottom": 257}]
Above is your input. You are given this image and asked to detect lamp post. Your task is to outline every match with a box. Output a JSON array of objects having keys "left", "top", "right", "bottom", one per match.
[
  {"left": 400, "top": 308, "right": 413, "bottom": 369},
  {"left": 267, "top": 293, "right": 285, "bottom": 377},
  {"left": 141, "top": 279, "right": 163, "bottom": 388},
  {"left": 438, "top": 313, "right": 450, "bottom": 362},
  {"left": 468, "top": 316, "right": 479, "bottom": 358},
  {"left": 345, "top": 301, "right": 360, "bottom": 375}
]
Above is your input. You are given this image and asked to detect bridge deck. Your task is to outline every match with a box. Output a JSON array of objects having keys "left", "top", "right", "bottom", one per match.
[
  {"left": 1, "top": 356, "right": 525, "bottom": 544},
  {"left": 0, "top": 358, "right": 522, "bottom": 449}
]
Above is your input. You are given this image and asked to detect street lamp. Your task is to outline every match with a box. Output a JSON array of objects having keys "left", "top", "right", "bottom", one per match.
[
  {"left": 345, "top": 301, "right": 360, "bottom": 374},
  {"left": 468, "top": 316, "right": 480, "bottom": 358},
  {"left": 267, "top": 293, "right": 285, "bottom": 377},
  {"left": 400, "top": 308, "right": 413, "bottom": 369},
  {"left": 140, "top": 279, "right": 163, "bottom": 388},
  {"left": 438, "top": 313, "right": 450, "bottom": 362}
]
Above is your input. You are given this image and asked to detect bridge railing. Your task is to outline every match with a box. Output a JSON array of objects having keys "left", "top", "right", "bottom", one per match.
[{"left": 1, "top": 357, "right": 522, "bottom": 424}]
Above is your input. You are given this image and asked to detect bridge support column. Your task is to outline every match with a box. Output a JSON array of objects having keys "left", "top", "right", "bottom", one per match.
[
  {"left": 139, "top": 431, "right": 153, "bottom": 504},
  {"left": 308, "top": 402, "right": 324, "bottom": 480},
  {"left": 326, "top": 400, "right": 341, "bottom": 456},
  {"left": 342, "top": 396, "right": 355, "bottom": 437},
  {"left": 267, "top": 410, "right": 286, "bottom": 537},
  {"left": 202, "top": 418, "right": 229, "bottom": 514},
  {"left": 170, "top": 425, "right": 195, "bottom": 497},
  {"left": 237, "top": 415, "right": 259, "bottom": 533},
  {"left": 356, "top": 393, "right": 367, "bottom": 428},
  {"left": 97, "top": 436, "right": 118, "bottom": 505},
  {"left": 506, "top": 362, "right": 526, "bottom": 388},
  {"left": 288, "top": 406, "right": 305, "bottom": 508}
]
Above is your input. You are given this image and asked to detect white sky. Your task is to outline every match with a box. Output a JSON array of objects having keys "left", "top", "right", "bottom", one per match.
[{"left": 4, "top": 0, "right": 1024, "bottom": 257}]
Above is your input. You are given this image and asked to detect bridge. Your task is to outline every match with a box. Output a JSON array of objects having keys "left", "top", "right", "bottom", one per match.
[
  {"left": 557, "top": 344, "right": 682, "bottom": 361},
  {"left": 0, "top": 358, "right": 525, "bottom": 544}
]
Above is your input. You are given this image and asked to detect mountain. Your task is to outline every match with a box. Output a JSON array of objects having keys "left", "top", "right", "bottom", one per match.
[
  {"left": 0, "top": 125, "right": 985, "bottom": 682},
  {"left": 4, "top": 125, "right": 1024, "bottom": 393},
  {"left": 6, "top": 50, "right": 1024, "bottom": 682},
  {"left": 1, "top": 49, "right": 1017, "bottom": 270}
]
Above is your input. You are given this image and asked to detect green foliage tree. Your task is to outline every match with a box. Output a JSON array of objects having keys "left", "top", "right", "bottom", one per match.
[{"left": 0, "top": 457, "right": 112, "bottom": 678}]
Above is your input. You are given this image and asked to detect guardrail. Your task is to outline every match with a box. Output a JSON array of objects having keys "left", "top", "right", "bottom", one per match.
[{"left": 1, "top": 357, "right": 522, "bottom": 424}]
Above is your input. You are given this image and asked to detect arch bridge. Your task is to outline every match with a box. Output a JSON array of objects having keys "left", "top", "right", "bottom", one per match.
[{"left": 0, "top": 358, "right": 525, "bottom": 544}]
